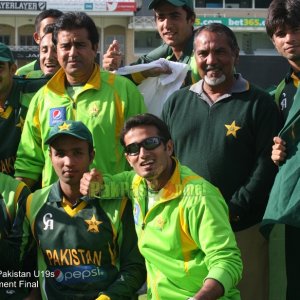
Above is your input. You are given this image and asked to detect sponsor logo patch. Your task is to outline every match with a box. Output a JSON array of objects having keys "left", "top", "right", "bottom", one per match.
[
  {"left": 50, "top": 265, "right": 108, "bottom": 284},
  {"left": 49, "top": 107, "right": 66, "bottom": 126}
]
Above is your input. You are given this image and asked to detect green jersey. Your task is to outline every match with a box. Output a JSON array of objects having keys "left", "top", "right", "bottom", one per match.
[
  {"left": 0, "top": 173, "right": 30, "bottom": 239},
  {"left": 0, "top": 173, "right": 31, "bottom": 299},
  {"left": 103, "top": 159, "right": 242, "bottom": 299},
  {"left": 0, "top": 76, "right": 48, "bottom": 176},
  {"left": 0, "top": 181, "right": 146, "bottom": 300},
  {"left": 15, "top": 64, "right": 146, "bottom": 187}
]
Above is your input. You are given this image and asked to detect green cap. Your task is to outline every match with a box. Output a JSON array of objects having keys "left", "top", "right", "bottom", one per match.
[
  {"left": 148, "top": 0, "right": 194, "bottom": 10},
  {"left": 45, "top": 120, "right": 93, "bottom": 147},
  {"left": 0, "top": 43, "right": 15, "bottom": 63}
]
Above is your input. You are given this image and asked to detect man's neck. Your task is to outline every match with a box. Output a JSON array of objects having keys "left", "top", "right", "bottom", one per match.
[
  {"left": 203, "top": 77, "right": 235, "bottom": 103},
  {"left": 172, "top": 48, "right": 183, "bottom": 61},
  {"left": 290, "top": 61, "right": 300, "bottom": 74},
  {"left": 146, "top": 158, "right": 175, "bottom": 191},
  {"left": 65, "top": 65, "right": 95, "bottom": 86},
  {"left": 60, "top": 182, "right": 82, "bottom": 205}
]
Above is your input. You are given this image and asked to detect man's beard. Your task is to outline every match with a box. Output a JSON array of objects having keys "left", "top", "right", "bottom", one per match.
[{"left": 204, "top": 74, "right": 226, "bottom": 86}]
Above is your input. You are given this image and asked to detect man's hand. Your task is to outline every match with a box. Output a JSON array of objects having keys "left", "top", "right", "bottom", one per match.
[
  {"left": 192, "top": 278, "right": 224, "bottom": 300},
  {"left": 271, "top": 136, "right": 287, "bottom": 166},
  {"left": 102, "top": 40, "right": 122, "bottom": 71},
  {"left": 80, "top": 168, "right": 103, "bottom": 196},
  {"left": 140, "top": 65, "right": 172, "bottom": 78}
]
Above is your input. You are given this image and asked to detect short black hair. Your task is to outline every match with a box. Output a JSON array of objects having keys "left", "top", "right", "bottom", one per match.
[
  {"left": 53, "top": 12, "right": 99, "bottom": 48},
  {"left": 34, "top": 9, "right": 63, "bottom": 33},
  {"left": 265, "top": 0, "right": 300, "bottom": 38},
  {"left": 42, "top": 23, "right": 55, "bottom": 36},
  {"left": 120, "top": 113, "right": 172, "bottom": 147},
  {"left": 194, "top": 23, "right": 240, "bottom": 52}
]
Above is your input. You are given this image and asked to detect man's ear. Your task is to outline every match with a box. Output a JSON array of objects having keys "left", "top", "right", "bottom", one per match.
[
  {"left": 33, "top": 31, "right": 40, "bottom": 44},
  {"left": 89, "top": 150, "right": 95, "bottom": 164},
  {"left": 166, "top": 139, "right": 174, "bottom": 157},
  {"left": 10, "top": 63, "right": 17, "bottom": 76}
]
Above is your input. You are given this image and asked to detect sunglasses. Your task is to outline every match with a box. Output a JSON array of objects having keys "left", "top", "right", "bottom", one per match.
[{"left": 125, "top": 136, "right": 165, "bottom": 156}]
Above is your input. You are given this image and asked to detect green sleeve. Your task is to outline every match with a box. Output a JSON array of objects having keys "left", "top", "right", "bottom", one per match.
[
  {"left": 188, "top": 184, "right": 242, "bottom": 296},
  {"left": 102, "top": 171, "right": 136, "bottom": 199},
  {"left": 0, "top": 194, "right": 33, "bottom": 270},
  {"left": 122, "top": 77, "right": 147, "bottom": 116},
  {"left": 0, "top": 174, "right": 30, "bottom": 239},
  {"left": 14, "top": 89, "right": 45, "bottom": 181},
  {"left": 101, "top": 200, "right": 146, "bottom": 300}
]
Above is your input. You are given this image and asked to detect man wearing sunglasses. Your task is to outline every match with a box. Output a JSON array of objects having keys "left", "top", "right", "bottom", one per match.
[{"left": 81, "top": 113, "right": 242, "bottom": 300}]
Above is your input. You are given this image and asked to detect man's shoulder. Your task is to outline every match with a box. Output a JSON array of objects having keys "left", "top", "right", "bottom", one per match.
[
  {"left": 16, "top": 60, "right": 39, "bottom": 76},
  {"left": 243, "top": 82, "right": 274, "bottom": 103},
  {"left": 135, "top": 43, "right": 172, "bottom": 64},
  {"left": 13, "top": 76, "right": 49, "bottom": 93},
  {"left": 100, "top": 70, "right": 139, "bottom": 89}
]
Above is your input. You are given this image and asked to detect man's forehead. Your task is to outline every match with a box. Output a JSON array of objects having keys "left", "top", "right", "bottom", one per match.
[
  {"left": 40, "top": 33, "right": 53, "bottom": 45},
  {"left": 274, "top": 24, "right": 300, "bottom": 33},
  {"left": 196, "top": 31, "right": 229, "bottom": 44},
  {"left": 57, "top": 29, "right": 89, "bottom": 41}
]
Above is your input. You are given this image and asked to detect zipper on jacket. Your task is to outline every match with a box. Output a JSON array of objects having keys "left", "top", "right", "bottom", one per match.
[{"left": 141, "top": 222, "right": 145, "bottom": 230}]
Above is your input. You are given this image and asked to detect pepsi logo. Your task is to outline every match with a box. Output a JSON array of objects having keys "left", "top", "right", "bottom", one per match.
[
  {"left": 52, "top": 110, "right": 62, "bottom": 120},
  {"left": 54, "top": 269, "right": 64, "bottom": 283}
]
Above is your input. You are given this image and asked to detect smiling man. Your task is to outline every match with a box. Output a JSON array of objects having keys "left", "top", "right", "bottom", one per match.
[
  {"left": 14, "top": 12, "right": 146, "bottom": 188},
  {"left": 0, "top": 120, "right": 146, "bottom": 300},
  {"left": 16, "top": 9, "right": 63, "bottom": 77},
  {"left": 103, "top": 0, "right": 199, "bottom": 87},
  {"left": 26, "top": 24, "right": 60, "bottom": 78},
  {"left": 162, "top": 23, "right": 281, "bottom": 300},
  {"left": 260, "top": 1, "right": 300, "bottom": 299},
  {"left": 81, "top": 113, "right": 243, "bottom": 300}
]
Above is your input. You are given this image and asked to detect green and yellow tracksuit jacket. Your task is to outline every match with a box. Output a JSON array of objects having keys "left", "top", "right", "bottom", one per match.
[
  {"left": 15, "top": 64, "right": 146, "bottom": 187},
  {"left": 103, "top": 160, "right": 242, "bottom": 299},
  {"left": 0, "top": 181, "right": 146, "bottom": 300},
  {"left": 0, "top": 77, "right": 48, "bottom": 176}
]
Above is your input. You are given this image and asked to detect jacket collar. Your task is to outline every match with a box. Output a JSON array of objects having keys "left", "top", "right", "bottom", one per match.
[
  {"left": 132, "top": 157, "right": 183, "bottom": 202},
  {"left": 46, "top": 63, "right": 101, "bottom": 95}
]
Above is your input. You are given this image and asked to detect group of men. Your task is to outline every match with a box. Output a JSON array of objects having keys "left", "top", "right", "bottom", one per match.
[{"left": 1, "top": 0, "right": 300, "bottom": 299}]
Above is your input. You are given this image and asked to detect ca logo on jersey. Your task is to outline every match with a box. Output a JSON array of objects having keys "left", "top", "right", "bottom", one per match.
[
  {"left": 280, "top": 93, "right": 287, "bottom": 111},
  {"left": 43, "top": 213, "right": 54, "bottom": 230}
]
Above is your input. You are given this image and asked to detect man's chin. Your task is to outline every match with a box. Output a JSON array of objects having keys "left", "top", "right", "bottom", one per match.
[{"left": 204, "top": 75, "right": 226, "bottom": 86}]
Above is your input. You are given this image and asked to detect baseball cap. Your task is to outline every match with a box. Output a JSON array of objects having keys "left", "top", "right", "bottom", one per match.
[
  {"left": 0, "top": 43, "right": 15, "bottom": 63},
  {"left": 148, "top": 0, "right": 194, "bottom": 10},
  {"left": 45, "top": 120, "right": 94, "bottom": 147}
]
